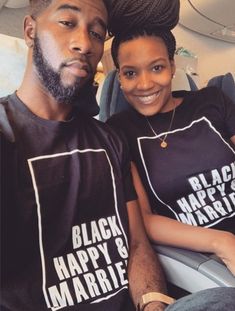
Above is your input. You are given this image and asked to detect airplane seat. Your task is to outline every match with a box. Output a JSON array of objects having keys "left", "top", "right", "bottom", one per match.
[
  {"left": 97, "top": 68, "right": 235, "bottom": 293},
  {"left": 98, "top": 69, "right": 130, "bottom": 122},
  {"left": 207, "top": 72, "right": 235, "bottom": 104},
  {"left": 0, "top": 34, "right": 27, "bottom": 98}
]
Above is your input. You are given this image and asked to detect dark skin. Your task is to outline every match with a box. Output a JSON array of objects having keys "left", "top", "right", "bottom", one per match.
[
  {"left": 16, "top": 1, "right": 169, "bottom": 310},
  {"left": 18, "top": 0, "right": 107, "bottom": 120},
  {"left": 117, "top": 34, "right": 235, "bottom": 277}
]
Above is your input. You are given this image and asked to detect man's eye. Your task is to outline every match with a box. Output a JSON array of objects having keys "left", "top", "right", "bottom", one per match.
[
  {"left": 59, "top": 21, "right": 74, "bottom": 28},
  {"left": 90, "top": 30, "right": 104, "bottom": 42}
]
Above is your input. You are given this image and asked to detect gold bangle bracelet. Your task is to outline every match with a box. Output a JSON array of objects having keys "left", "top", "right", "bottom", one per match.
[{"left": 137, "top": 292, "right": 176, "bottom": 311}]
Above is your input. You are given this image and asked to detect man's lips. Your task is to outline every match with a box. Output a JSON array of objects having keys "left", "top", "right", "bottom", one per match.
[{"left": 64, "top": 60, "right": 91, "bottom": 78}]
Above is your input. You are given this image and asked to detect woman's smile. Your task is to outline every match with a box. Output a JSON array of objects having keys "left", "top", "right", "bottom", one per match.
[{"left": 135, "top": 91, "right": 161, "bottom": 105}]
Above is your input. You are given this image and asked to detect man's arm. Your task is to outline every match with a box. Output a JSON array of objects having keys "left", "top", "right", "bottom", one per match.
[{"left": 127, "top": 199, "right": 171, "bottom": 311}]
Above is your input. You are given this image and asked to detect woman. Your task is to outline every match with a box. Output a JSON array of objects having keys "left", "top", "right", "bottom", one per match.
[{"left": 107, "top": 27, "right": 235, "bottom": 276}]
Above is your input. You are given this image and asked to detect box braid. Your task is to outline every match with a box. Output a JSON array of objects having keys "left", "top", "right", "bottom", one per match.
[
  {"left": 107, "top": 0, "right": 180, "bottom": 36},
  {"left": 111, "top": 27, "right": 176, "bottom": 69}
]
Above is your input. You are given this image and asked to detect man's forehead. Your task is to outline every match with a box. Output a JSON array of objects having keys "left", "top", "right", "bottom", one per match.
[
  {"left": 33, "top": 0, "right": 107, "bottom": 30},
  {"left": 50, "top": 0, "right": 107, "bottom": 13}
]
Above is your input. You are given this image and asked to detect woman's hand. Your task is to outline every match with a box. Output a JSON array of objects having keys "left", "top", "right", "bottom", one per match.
[{"left": 212, "top": 231, "right": 235, "bottom": 276}]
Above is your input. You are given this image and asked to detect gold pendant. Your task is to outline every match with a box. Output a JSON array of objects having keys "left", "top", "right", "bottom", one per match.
[{"left": 160, "top": 141, "right": 168, "bottom": 148}]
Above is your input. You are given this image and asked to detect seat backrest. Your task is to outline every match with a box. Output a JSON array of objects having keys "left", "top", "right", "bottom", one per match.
[
  {"left": 0, "top": 34, "right": 27, "bottom": 98},
  {"left": 98, "top": 70, "right": 130, "bottom": 121},
  {"left": 97, "top": 68, "right": 198, "bottom": 122},
  {"left": 207, "top": 72, "right": 235, "bottom": 104}
]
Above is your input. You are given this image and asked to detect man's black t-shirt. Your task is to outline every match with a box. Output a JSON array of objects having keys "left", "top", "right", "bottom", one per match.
[
  {"left": 108, "top": 87, "right": 235, "bottom": 233},
  {"left": 0, "top": 93, "right": 136, "bottom": 311}
]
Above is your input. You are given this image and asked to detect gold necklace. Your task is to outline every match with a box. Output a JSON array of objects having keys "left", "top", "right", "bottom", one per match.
[{"left": 145, "top": 103, "right": 176, "bottom": 148}]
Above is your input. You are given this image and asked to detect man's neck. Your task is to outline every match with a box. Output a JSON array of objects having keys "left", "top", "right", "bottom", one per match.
[{"left": 17, "top": 77, "right": 73, "bottom": 121}]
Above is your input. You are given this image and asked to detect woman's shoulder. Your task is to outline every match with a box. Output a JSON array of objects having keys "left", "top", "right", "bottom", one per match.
[
  {"left": 196, "top": 86, "right": 235, "bottom": 108},
  {"left": 198, "top": 86, "right": 225, "bottom": 96},
  {"left": 174, "top": 87, "right": 229, "bottom": 108},
  {"left": 173, "top": 86, "right": 223, "bottom": 99}
]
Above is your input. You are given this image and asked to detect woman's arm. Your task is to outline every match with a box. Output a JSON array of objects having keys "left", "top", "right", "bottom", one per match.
[
  {"left": 230, "top": 135, "right": 235, "bottom": 146},
  {"left": 131, "top": 162, "right": 235, "bottom": 276}
]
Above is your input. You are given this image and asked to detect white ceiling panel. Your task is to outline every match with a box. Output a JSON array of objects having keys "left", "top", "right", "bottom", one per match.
[{"left": 179, "top": 0, "right": 235, "bottom": 43}]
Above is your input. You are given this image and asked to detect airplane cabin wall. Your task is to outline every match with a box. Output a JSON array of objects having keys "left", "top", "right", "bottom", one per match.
[{"left": 173, "top": 24, "right": 235, "bottom": 88}]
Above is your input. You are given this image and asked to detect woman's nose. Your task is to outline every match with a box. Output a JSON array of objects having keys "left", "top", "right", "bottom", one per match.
[{"left": 136, "top": 72, "right": 154, "bottom": 90}]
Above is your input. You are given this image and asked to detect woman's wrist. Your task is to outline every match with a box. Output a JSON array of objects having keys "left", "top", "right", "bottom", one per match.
[{"left": 211, "top": 231, "right": 234, "bottom": 255}]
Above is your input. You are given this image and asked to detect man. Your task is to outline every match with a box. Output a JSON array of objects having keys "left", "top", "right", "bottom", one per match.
[
  {"left": 1, "top": 1, "right": 235, "bottom": 311},
  {"left": 0, "top": 1, "right": 169, "bottom": 310}
]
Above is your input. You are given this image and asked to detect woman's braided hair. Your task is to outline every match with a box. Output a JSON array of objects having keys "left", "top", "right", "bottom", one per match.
[
  {"left": 107, "top": 0, "right": 180, "bottom": 36},
  {"left": 108, "top": 0, "right": 179, "bottom": 68},
  {"left": 111, "top": 28, "right": 176, "bottom": 69}
]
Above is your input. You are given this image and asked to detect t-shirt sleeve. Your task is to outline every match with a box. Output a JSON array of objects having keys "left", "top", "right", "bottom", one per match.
[
  {"left": 221, "top": 90, "right": 235, "bottom": 137},
  {"left": 106, "top": 121, "right": 137, "bottom": 203},
  {"left": 203, "top": 87, "right": 235, "bottom": 140},
  {"left": 120, "top": 134, "right": 137, "bottom": 203}
]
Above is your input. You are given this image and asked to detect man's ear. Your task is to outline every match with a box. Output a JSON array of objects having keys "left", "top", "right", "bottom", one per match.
[{"left": 24, "top": 15, "right": 36, "bottom": 48}]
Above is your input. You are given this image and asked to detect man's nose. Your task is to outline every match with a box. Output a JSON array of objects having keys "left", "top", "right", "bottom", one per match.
[{"left": 69, "top": 27, "right": 92, "bottom": 56}]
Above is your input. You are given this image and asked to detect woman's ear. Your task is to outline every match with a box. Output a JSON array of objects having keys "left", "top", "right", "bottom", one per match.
[
  {"left": 117, "top": 70, "right": 123, "bottom": 89},
  {"left": 117, "top": 69, "right": 120, "bottom": 79},
  {"left": 170, "top": 60, "right": 176, "bottom": 78},
  {"left": 24, "top": 15, "right": 36, "bottom": 48}
]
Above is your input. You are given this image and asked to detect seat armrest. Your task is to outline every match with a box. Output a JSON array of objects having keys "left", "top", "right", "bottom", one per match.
[{"left": 153, "top": 244, "right": 235, "bottom": 293}]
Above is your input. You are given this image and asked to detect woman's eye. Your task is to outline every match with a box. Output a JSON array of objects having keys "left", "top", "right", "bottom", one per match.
[{"left": 153, "top": 65, "right": 164, "bottom": 72}]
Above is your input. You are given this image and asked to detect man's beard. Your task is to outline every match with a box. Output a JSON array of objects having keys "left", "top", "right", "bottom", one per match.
[{"left": 33, "top": 35, "right": 93, "bottom": 105}]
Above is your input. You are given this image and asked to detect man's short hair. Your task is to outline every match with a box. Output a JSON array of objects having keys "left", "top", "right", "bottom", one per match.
[
  {"left": 29, "top": 0, "right": 52, "bottom": 18},
  {"left": 29, "top": 0, "right": 111, "bottom": 18}
]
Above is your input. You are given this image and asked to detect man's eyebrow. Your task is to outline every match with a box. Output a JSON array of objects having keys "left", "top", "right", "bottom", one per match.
[
  {"left": 57, "top": 4, "right": 81, "bottom": 13},
  {"left": 56, "top": 4, "right": 107, "bottom": 31},
  {"left": 93, "top": 17, "right": 107, "bottom": 32}
]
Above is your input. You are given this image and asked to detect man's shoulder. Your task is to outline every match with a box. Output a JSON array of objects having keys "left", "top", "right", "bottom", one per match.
[
  {"left": 106, "top": 110, "right": 134, "bottom": 132},
  {"left": 90, "top": 116, "right": 124, "bottom": 141},
  {"left": 80, "top": 115, "right": 119, "bottom": 140},
  {"left": 0, "top": 94, "right": 15, "bottom": 142},
  {"left": 0, "top": 94, "right": 11, "bottom": 105},
  {"left": 108, "top": 110, "right": 131, "bottom": 122},
  {"left": 86, "top": 116, "right": 129, "bottom": 156}
]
